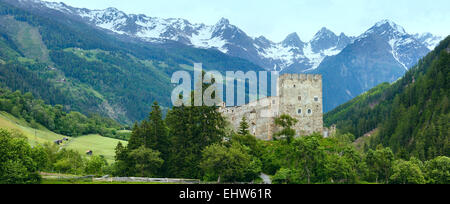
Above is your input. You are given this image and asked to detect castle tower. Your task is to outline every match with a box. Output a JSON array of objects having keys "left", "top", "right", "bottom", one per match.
[
  {"left": 277, "top": 74, "right": 323, "bottom": 136},
  {"left": 219, "top": 73, "right": 324, "bottom": 140}
]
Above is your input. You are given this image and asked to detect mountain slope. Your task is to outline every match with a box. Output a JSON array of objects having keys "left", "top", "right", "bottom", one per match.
[
  {"left": 324, "top": 36, "right": 450, "bottom": 160},
  {"left": 311, "top": 20, "right": 431, "bottom": 112},
  {"left": 0, "top": 0, "right": 264, "bottom": 123}
]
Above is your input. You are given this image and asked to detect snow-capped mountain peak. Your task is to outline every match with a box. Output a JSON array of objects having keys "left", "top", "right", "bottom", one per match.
[
  {"left": 216, "top": 17, "right": 230, "bottom": 26},
  {"left": 312, "top": 27, "right": 337, "bottom": 41},
  {"left": 282, "top": 32, "right": 304, "bottom": 47},
  {"left": 310, "top": 27, "right": 342, "bottom": 53},
  {"left": 354, "top": 19, "right": 430, "bottom": 71},
  {"left": 359, "top": 19, "right": 408, "bottom": 40},
  {"left": 374, "top": 19, "right": 406, "bottom": 34}
]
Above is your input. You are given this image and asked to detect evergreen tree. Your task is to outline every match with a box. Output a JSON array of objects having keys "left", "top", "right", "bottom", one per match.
[
  {"left": 165, "top": 75, "right": 226, "bottom": 179},
  {"left": 147, "top": 102, "right": 169, "bottom": 157},
  {"left": 238, "top": 116, "right": 250, "bottom": 136},
  {"left": 127, "top": 122, "right": 144, "bottom": 151}
]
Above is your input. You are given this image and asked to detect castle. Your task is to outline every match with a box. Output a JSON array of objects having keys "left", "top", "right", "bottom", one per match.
[{"left": 219, "top": 74, "right": 323, "bottom": 140}]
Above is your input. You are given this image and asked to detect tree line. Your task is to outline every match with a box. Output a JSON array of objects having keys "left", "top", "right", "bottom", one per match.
[
  {"left": 1, "top": 101, "right": 448, "bottom": 184},
  {"left": 110, "top": 100, "right": 449, "bottom": 184}
]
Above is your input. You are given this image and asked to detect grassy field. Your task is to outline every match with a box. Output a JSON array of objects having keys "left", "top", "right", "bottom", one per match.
[
  {"left": 0, "top": 111, "right": 126, "bottom": 163},
  {"left": 65, "top": 134, "right": 126, "bottom": 163}
]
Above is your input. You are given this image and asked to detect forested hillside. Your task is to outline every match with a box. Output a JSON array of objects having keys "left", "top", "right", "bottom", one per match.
[
  {"left": 0, "top": 87, "right": 122, "bottom": 137},
  {"left": 0, "top": 1, "right": 264, "bottom": 123},
  {"left": 325, "top": 36, "right": 449, "bottom": 160}
]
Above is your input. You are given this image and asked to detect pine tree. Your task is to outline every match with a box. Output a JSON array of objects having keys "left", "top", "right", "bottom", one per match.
[
  {"left": 148, "top": 102, "right": 169, "bottom": 155},
  {"left": 238, "top": 116, "right": 250, "bottom": 135},
  {"left": 127, "top": 122, "right": 144, "bottom": 151},
  {"left": 165, "top": 75, "right": 226, "bottom": 179},
  {"left": 147, "top": 102, "right": 170, "bottom": 177}
]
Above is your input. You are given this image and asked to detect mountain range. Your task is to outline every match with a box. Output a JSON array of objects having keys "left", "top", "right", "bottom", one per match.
[
  {"left": 9, "top": 0, "right": 443, "bottom": 73},
  {"left": 0, "top": 0, "right": 447, "bottom": 116}
]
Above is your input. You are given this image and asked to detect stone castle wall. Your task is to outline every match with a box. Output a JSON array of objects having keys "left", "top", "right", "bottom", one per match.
[{"left": 219, "top": 74, "right": 323, "bottom": 140}]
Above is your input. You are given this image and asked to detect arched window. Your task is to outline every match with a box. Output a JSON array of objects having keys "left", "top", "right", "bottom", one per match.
[
  {"left": 308, "top": 109, "right": 312, "bottom": 114},
  {"left": 297, "top": 109, "right": 302, "bottom": 114}
]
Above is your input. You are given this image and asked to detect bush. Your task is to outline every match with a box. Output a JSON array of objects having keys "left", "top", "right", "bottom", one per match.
[
  {"left": 53, "top": 149, "right": 85, "bottom": 174},
  {"left": 424, "top": 156, "right": 450, "bottom": 184},
  {"left": 389, "top": 160, "right": 425, "bottom": 184},
  {"left": 84, "top": 155, "right": 108, "bottom": 176},
  {"left": 0, "top": 129, "right": 41, "bottom": 184},
  {"left": 200, "top": 142, "right": 260, "bottom": 183},
  {"left": 272, "top": 168, "right": 301, "bottom": 184}
]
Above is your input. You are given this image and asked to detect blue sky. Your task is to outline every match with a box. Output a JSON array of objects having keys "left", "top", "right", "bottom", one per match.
[{"left": 46, "top": 0, "right": 450, "bottom": 42}]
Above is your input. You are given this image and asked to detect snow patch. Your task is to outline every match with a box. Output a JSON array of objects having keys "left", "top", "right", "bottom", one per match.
[
  {"left": 389, "top": 39, "right": 408, "bottom": 70},
  {"left": 259, "top": 44, "right": 295, "bottom": 69},
  {"left": 189, "top": 26, "right": 228, "bottom": 53},
  {"left": 303, "top": 44, "right": 341, "bottom": 71}
]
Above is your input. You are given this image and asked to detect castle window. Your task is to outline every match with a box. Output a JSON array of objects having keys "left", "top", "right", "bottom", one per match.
[
  {"left": 308, "top": 109, "right": 312, "bottom": 114},
  {"left": 297, "top": 109, "right": 302, "bottom": 114},
  {"left": 293, "top": 85, "right": 296, "bottom": 88},
  {"left": 314, "top": 96, "right": 319, "bottom": 102},
  {"left": 298, "top": 96, "right": 302, "bottom": 101}
]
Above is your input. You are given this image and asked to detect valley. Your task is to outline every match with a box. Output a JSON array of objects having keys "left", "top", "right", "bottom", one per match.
[{"left": 0, "top": 0, "right": 447, "bottom": 185}]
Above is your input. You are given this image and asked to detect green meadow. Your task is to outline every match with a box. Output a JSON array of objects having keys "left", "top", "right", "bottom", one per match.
[{"left": 0, "top": 111, "right": 126, "bottom": 163}]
